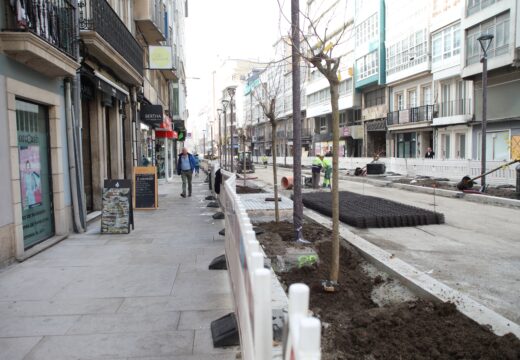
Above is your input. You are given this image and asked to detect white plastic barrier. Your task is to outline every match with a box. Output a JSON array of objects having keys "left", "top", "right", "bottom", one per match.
[
  {"left": 220, "top": 169, "right": 273, "bottom": 360},
  {"left": 284, "top": 284, "right": 321, "bottom": 360},
  {"left": 261, "top": 156, "right": 517, "bottom": 185}
]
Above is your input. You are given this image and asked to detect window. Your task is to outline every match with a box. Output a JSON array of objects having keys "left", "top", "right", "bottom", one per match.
[
  {"left": 364, "top": 88, "right": 385, "bottom": 108},
  {"left": 421, "top": 85, "right": 432, "bottom": 105},
  {"left": 319, "top": 117, "right": 327, "bottom": 133},
  {"left": 466, "top": 12, "right": 510, "bottom": 65},
  {"left": 432, "top": 23, "right": 461, "bottom": 65},
  {"left": 408, "top": 90, "right": 417, "bottom": 108},
  {"left": 397, "top": 132, "right": 417, "bottom": 158},
  {"left": 356, "top": 51, "right": 378, "bottom": 81},
  {"left": 456, "top": 133, "right": 466, "bottom": 158},
  {"left": 395, "top": 93, "right": 404, "bottom": 111},
  {"left": 355, "top": 13, "right": 378, "bottom": 47},
  {"left": 478, "top": 131, "right": 510, "bottom": 160},
  {"left": 339, "top": 79, "right": 353, "bottom": 96},
  {"left": 467, "top": 0, "right": 501, "bottom": 16},
  {"left": 339, "top": 112, "right": 347, "bottom": 128},
  {"left": 386, "top": 29, "right": 428, "bottom": 76},
  {"left": 441, "top": 134, "right": 451, "bottom": 158}
]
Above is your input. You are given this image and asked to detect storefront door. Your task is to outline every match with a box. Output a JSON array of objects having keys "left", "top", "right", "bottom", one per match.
[{"left": 16, "top": 100, "right": 55, "bottom": 249}]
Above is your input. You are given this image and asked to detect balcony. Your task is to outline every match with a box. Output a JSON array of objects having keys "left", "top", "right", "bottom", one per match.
[
  {"left": 387, "top": 105, "right": 434, "bottom": 126},
  {"left": 134, "top": 0, "right": 166, "bottom": 44},
  {"left": 0, "top": 0, "right": 79, "bottom": 77},
  {"left": 433, "top": 99, "right": 473, "bottom": 126},
  {"left": 287, "top": 128, "right": 313, "bottom": 140},
  {"left": 79, "top": 0, "right": 143, "bottom": 85}
]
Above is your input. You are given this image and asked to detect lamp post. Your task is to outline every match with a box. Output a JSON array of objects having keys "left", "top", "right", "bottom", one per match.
[
  {"left": 221, "top": 99, "right": 229, "bottom": 170},
  {"left": 227, "top": 87, "right": 237, "bottom": 172},
  {"left": 202, "top": 130, "right": 206, "bottom": 159},
  {"left": 217, "top": 109, "right": 223, "bottom": 164},
  {"left": 210, "top": 121, "right": 214, "bottom": 158},
  {"left": 478, "top": 34, "right": 494, "bottom": 191}
]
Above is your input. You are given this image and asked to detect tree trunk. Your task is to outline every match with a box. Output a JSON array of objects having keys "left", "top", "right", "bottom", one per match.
[
  {"left": 271, "top": 121, "right": 279, "bottom": 223},
  {"left": 330, "top": 81, "right": 340, "bottom": 283},
  {"left": 291, "top": 0, "right": 304, "bottom": 242}
]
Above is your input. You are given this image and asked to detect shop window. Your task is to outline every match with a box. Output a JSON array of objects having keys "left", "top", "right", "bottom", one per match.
[{"left": 477, "top": 130, "right": 510, "bottom": 160}]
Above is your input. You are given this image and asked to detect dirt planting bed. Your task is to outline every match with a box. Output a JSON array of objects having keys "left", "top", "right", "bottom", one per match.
[
  {"left": 256, "top": 220, "right": 520, "bottom": 359},
  {"left": 302, "top": 191, "right": 445, "bottom": 228},
  {"left": 235, "top": 185, "right": 264, "bottom": 194},
  {"left": 394, "top": 178, "right": 520, "bottom": 200}
]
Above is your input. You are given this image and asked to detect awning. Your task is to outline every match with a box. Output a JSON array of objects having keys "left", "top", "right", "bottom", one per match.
[
  {"left": 94, "top": 71, "right": 129, "bottom": 102},
  {"left": 155, "top": 115, "right": 176, "bottom": 139}
]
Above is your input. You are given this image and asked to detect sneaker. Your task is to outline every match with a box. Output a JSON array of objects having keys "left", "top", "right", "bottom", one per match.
[
  {"left": 181, "top": 193, "right": 186, "bottom": 198},
  {"left": 188, "top": 193, "right": 192, "bottom": 197}
]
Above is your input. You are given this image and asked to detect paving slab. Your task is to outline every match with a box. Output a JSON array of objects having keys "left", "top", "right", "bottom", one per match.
[{"left": 0, "top": 177, "right": 237, "bottom": 359}]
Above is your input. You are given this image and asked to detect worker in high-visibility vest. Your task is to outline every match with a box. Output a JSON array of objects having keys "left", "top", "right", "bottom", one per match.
[
  {"left": 311, "top": 155, "right": 324, "bottom": 189},
  {"left": 322, "top": 155, "right": 332, "bottom": 189}
]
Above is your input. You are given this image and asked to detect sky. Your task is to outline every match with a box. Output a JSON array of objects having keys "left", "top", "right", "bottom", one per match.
[{"left": 184, "top": 0, "right": 291, "bottom": 128}]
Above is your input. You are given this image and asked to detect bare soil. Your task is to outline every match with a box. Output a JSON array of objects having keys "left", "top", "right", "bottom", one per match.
[
  {"left": 395, "top": 178, "right": 520, "bottom": 200},
  {"left": 256, "top": 221, "right": 520, "bottom": 359},
  {"left": 236, "top": 185, "right": 264, "bottom": 194}
]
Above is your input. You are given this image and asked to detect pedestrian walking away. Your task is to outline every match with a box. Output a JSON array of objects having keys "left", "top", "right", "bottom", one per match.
[
  {"left": 311, "top": 155, "right": 324, "bottom": 189},
  {"left": 177, "top": 147, "right": 196, "bottom": 197},
  {"left": 262, "top": 155, "right": 268, "bottom": 168},
  {"left": 194, "top": 154, "right": 200, "bottom": 176}
]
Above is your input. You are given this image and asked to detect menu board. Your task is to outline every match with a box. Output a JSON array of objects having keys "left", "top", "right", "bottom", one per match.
[
  {"left": 101, "top": 179, "right": 133, "bottom": 234},
  {"left": 134, "top": 166, "right": 158, "bottom": 209}
]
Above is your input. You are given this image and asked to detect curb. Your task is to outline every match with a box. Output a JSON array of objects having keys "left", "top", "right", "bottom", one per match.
[{"left": 303, "top": 208, "right": 520, "bottom": 338}]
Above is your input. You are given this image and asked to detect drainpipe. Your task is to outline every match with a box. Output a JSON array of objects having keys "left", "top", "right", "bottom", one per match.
[{"left": 65, "top": 79, "right": 85, "bottom": 233}]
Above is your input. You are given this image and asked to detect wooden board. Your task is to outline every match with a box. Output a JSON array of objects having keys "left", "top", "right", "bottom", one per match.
[
  {"left": 133, "top": 166, "right": 158, "bottom": 209},
  {"left": 101, "top": 179, "right": 133, "bottom": 234}
]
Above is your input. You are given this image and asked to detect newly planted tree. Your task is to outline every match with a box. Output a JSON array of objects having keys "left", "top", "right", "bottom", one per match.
[{"left": 251, "top": 62, "right": 285, "bottom": 223}]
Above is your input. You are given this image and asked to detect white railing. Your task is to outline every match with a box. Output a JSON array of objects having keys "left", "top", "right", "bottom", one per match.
[
  {"left": 260, "top": 157, "right": 518, "bottom": 185},
  {"left": 284, "top": 284, "right": 321, "bottom": 360},
  {"left": 209, "top": 161, "right": 321, "bottom": 359}
]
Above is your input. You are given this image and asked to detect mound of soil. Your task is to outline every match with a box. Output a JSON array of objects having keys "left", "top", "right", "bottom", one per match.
[
  {"left": 395, "top": 178, "right": 520, "bottom": 200},
  {"left": 302, "top": 191, "right": 445, "bottom": 228},
  {"left": 236, "top": 185, "right": 264, "bottom": 194},
  {"left": 256, "top": 221, "right": 520, "bottom": 359}
]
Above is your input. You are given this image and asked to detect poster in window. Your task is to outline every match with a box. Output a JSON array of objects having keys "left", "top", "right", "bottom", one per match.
[{"left": 19, "top": 145, "right": 42, "bottom": 210}]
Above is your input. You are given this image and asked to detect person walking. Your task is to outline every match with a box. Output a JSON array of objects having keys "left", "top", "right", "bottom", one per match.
[
  {"left": 177, "top": 147, "right": 196, "bottom": 197},
  {"left": 194, "top": 154, "right": 200, "bottom": 176},
  {"left": 311, "top": 155, "right": 324, "bottom": 189},
  {"left": 322, "top": 156, "right": 332, "bottom": 189},
  {"left": 425, "top": 147, "right": 435, "bottom": 159},
  {"left": 262, "top": 155, "right": 268, "bottom": 168}
]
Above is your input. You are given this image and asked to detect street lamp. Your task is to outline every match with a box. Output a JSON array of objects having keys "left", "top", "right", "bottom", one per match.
[
  {"left": 209, "top": 120, "right": 214, "bottom": 158},
  {"left": 227, "top": 86, "right": 237, "bottom": 172},
  {"left": 478, "top": 33, "right": 494, "bottom": 191},
  {"left": 221, "top": 99, "right": 229, "bottom": 170},
  {"left": 217, "top": 108, "right": 223, "bottom": 165}
]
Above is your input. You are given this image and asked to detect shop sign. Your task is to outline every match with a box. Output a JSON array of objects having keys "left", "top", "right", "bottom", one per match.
[
  {"left": 149, "top": 46, "right": 173, "bottom": 70},
  {"left": 141, "top": 105, "right": 163, "bottom": 126}
]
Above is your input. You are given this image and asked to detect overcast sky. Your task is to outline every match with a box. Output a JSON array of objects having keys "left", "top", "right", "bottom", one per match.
[{"left": 185, "top": 0, "right": 291, "bottom": 122}]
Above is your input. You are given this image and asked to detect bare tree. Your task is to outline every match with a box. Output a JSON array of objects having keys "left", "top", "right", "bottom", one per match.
[
  {"left": 251, "top": 62, "right": 285, "bottom": 223},
  {"left": 280, "top": 0, "right": 353, "bottom": 286}
]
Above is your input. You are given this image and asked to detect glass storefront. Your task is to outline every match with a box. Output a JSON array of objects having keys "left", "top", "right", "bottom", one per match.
[{"left": 16, "top": 100, "right": 55, "bottom": 249}]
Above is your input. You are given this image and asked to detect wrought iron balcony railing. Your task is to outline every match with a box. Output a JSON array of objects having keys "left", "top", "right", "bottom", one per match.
[
  {"left": 79, "top": 0, "right": 143, "bottom": 75},
  {"left": 3, "top": 0, "right": 76, "bottom": 58},
  {"left": 387, "top": 105, "right": 434, "bottom": 126}
]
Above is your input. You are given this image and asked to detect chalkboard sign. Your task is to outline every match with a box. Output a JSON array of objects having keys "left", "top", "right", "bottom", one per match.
[
  {"left": 101, "top": 179, "right": 134, "bottom": 234},
  {"left": 134, "top": 166, "right": 158, "bottom": 209}
]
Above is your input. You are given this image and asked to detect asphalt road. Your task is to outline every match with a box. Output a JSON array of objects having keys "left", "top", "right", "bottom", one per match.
[{"left": 251, "top": 165, "right": 520, "bottom": 324}]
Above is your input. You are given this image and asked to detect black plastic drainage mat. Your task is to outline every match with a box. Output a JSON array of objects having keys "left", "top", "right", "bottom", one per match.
[{"left": 302, "top": 191, "right": 445, "bottom": 228}]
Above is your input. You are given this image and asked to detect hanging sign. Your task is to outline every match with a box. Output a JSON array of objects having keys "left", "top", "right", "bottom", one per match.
[
  {"left": 141, "top": 105, "right": 163, "bottom": 126},
  {"left": 149, "top": 46, "right": 173, "bottom": 70},
  {"left": 133, "top": 166, "right": 158, "bottom": 209},
  {"left": 101, "top": 179, "right": 134, "bottom": 234}
]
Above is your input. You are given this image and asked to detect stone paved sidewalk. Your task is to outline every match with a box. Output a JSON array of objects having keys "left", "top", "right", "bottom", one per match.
[{"left": 0, "top": 175, "right": 239, "bottom": 360}]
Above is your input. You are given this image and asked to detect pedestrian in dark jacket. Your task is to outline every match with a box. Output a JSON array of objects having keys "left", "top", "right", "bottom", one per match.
[{"left": 177, "top": 147, "right": 196, "bottom": 197}]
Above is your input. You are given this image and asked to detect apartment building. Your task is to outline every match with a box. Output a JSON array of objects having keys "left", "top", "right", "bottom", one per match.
[
  {"left": 462, "top": 0, "right": 520, "bottom": 162},
  {"left": 431, "top": 0, "right": 473, "bottom": 160},
  {"left": 0, "top": 0, "right": 188, "bottom": 265},
  {"left": 385, "top": 0, "right": 434, "bottom": 158},
  {"left": 354, "top": 0, "right": 387, "bottom": 157},
  {"left": 0, "top": 0, "right": 81, "bottom": 263}
]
